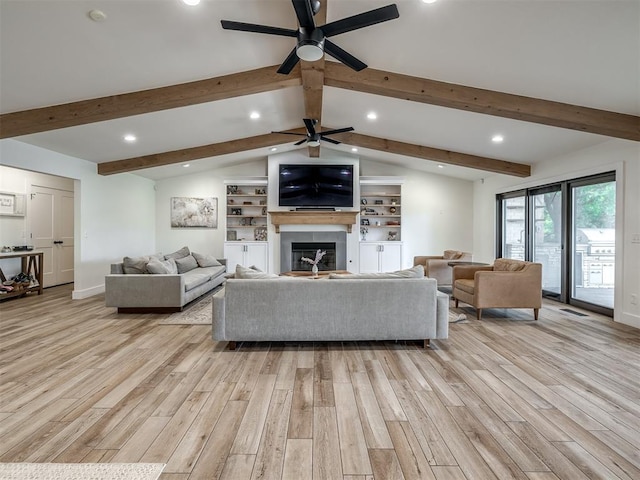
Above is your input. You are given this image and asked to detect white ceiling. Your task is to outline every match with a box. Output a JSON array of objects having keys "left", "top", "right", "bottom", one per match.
[{"left": 1, "top": 0, "right": 638, "bottom": 181}]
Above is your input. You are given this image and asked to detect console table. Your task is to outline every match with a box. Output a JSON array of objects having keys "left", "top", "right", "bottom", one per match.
[{"left": 0, "top": 250, "right": 44, "bottom": 300}]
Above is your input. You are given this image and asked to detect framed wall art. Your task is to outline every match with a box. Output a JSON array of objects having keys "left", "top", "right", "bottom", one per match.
[{"left": 170, "top": 197, "right": 217, "bottom": 228}]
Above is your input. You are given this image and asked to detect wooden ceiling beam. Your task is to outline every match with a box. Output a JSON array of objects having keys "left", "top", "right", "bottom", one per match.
[
  {"left": 97, "top": 129, "right": 308, "bottom": 175},
  {"left": 0, "top": 65, "right": 302, "bottom": 139},
  {"left": 300, "top": 1, "right": 327, "bottom": 158},
  {"left": 324, "top": 63, "right": 640, "bottom": 141},
  {"left": 98, "top": 126, "right": 529, "bottom": 177},
  {"left": 330, "top": 131, "right": 531, "bottom": 177}
]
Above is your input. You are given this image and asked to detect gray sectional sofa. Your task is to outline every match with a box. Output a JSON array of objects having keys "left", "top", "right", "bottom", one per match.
[
  {"left": 105, "top": 246, "right": 226, "bottom": 313},
  {"left": 212, "top": 266, "right": 449, "bottom": 349}
]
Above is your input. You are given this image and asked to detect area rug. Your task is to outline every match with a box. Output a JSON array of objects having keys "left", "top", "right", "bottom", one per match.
[
  {"left": 0, "top": 463, "right": 165, "bottom": 480},
  {"left": 158, "top": 286, "right": 222, "bottom": 325},
  {"left": 448, "top": 310, "right": 469, "bottom": 324}
]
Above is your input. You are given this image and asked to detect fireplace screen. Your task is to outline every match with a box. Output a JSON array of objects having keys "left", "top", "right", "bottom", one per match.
[{"left": 291, "top": 242, "right": 336, "bottom": 271}]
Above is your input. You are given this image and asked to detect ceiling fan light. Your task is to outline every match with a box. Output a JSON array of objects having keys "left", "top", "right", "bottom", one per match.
[
  {"left": 307, "top": 139, "right": 321, "bottom": 147},
  {"left": 296, "top": 43, "right": 324, "bottom": 62}
]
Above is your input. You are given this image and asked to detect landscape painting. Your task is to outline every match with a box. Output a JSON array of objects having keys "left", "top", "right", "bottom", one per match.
[{"left": 170, "top": 197, "right": 217, "bottom": 228}]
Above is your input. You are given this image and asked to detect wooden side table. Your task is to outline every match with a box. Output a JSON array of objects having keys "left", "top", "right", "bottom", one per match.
[{"left": 0, "top": 250, "right": 44, "bottom": 300}]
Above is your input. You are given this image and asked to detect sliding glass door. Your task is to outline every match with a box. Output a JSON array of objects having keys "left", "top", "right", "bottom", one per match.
[
  {"left": 531, "top": 186, "right": 563, "bottom": 298},
  {"left": 571, "top": 178, "right": 616, "bottom": 310},
  {"left": 497, "top": 172, "right": 615, "bottom": 315}
]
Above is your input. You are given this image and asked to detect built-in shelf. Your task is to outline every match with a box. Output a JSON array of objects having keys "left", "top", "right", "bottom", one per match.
[{"left": 269, "top": 211, "right": 359, "bottom": 233}]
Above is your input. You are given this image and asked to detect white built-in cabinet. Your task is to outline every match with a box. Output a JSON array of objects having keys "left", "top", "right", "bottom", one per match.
[
  {"left": 223, "top": 178, "right": 269, "bottom": 272},
  {"left": 359, "top": 242, "right": 402, "bottom": 273},
  {"left": 359, "top": 177, "right": 403, "bottom": 273},
  {"left": 224, "top": 242, "right": 268, "bottom": 272}
]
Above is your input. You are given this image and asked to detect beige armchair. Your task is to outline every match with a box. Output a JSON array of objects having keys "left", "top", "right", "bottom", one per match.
[
  {"left": 452, "top": 258, "right": 542, "bottom": 320},
  {"left": 414, "top": 250, "right": 473, "bottom": 286}
]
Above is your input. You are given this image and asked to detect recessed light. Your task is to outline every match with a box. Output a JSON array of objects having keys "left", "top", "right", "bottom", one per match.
[
  {"left": 270, "top": 147, "right": 278, "bottom": 152},
  {"left": 88, "top": 9, "right": 107, "bottom": 22},
  {"left": 183, "top": 164, "right": 190, "bottom": 168},
  {"left": 249, "top": 111, "right": 260, "bottom": 120},
  {"left": 492, "top": 134, "right": 504, "bottom": 143},
  {"left": 351, "top": 147, "right": 358, "bottom": 152},
  {"left": 437, "top": 164, "right": 444, "bottom": 168},
  {"left": 422, "top": 0, "right": 438, "bottom": 4},
  {"left": 367, "top": 112, "right": 377, "bottom": 120},
  {"left": 181, "top": 0, "right": 201, "bottom": 6},
  {"left": 123, "top": 134, "right": 136, "bottom": 143}
]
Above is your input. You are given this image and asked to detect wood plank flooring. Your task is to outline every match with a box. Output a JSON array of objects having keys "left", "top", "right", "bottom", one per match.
[{"left": 1, "top": 285, "right": 639, "bottom": 479}]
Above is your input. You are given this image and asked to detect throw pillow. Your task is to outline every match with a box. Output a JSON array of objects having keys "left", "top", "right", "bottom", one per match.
[
  {"left": 329, "top": 265, "right": 425, "bottom": 279},
  {"left": 175, "top": 255, "right": 199, "bottom": 273},
  {"left": 493, "top": 258, "right": 526, "bottom": 272},
  {"left": 235, "top": 264, "right": 279, "bottom": 279},
  {"left": 165, "top": 246, "right": 190, "bottom": 260},
  {"left": 443, "top": 250, "right": 462, "bottom": 260},
  {"left": 123, "top": 256, "right": 150, "bottom": 274},
  {"left": 146, "top": 257, "right": 178, "bottom": 275},
  {"left": 192, "top": 252, "right": 222, "bottom": 267}
]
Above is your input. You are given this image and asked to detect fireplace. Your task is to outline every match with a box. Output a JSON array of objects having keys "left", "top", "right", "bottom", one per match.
[
  {"left": 281, "top": 231, "right": 347, "bottom": 272},
  {"left": 291, "top": 242, "right": 336, "bottom": 271}
]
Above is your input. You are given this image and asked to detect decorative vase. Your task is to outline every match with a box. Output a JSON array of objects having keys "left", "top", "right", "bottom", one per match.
[{"left": 312, "top": 264, "right": 319, "bottom": 277}]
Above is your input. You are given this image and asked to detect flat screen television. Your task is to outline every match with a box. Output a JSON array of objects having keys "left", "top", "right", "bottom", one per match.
[{"left": 279, "top": 164, "right": 354, "bottom": 207}]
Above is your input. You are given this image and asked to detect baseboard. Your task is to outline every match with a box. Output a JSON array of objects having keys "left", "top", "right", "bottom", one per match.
[
  {"left": 617, "top": 311, "right": 640, "bottom": 329},
  {"left": 72, "top": 284, "right": 105, "bottom": 299}
]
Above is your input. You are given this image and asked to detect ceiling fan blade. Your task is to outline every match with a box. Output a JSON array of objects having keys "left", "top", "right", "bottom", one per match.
[
  {"left": 292, "top": 0, "right": 316, "bottom": 29},
  {"left": 324, "top": 40, "right": 367, "bottom": 71},
  {"left": 321, "top": 4, "right": 399, "bottom": 37},
  {"left": 221, "top": 20, "right": 297, "bottom": 37},
  {"left": 320, "top": 136, "right": 341, "bottom": 145},
  {"left": 272, "top": 131, "right": 306, "bottom": 136},
  {"left": 320, "top": 126, "right": 354, "bottom": 136},
  {"left": 277, "top": 48, "right": 301, "bottom": 74},
  {"left": 303, "top": 118, "right": 317, "bottom": 136},
  {"left": 294, "top": 139, "right": 308, "bottom": 146}
]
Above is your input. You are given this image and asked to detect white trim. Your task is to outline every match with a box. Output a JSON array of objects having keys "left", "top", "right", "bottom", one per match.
[
  {"left": 72, "top": 283, "right": 104, "bottom": 299},
  {"left": 360, "top": 176, "right": 405, "bottom": 185},
  {"left": 223, "top": 177, "right": 267, "bottom": 185}
]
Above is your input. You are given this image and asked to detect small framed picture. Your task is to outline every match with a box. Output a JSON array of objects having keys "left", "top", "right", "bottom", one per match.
[
  {"left": 231, "top": 208, "right": 242, "bottom": 215},
  {"left": 227, "top": 230, "right": 237, "bottom": 241},
  {"left": 227, "top": 185, "right": 238, "bottom": 194},
  {"left": 255, "top": 188, "right": 266, "bottom": 195}
]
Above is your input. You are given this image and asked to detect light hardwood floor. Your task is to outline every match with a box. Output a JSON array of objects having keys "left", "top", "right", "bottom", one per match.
[{"left": 1, "top": 284, "right": 639, "bottom": 480}]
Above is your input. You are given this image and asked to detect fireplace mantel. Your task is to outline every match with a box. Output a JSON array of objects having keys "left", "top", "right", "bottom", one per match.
[{"left": 269, "top": 211, "right": 359, "bottom": 233}]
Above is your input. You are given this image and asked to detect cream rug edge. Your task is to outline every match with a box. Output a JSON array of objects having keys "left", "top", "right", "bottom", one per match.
[
  {"left": 0, "top": 462, "right": 165, "bottom": 480},
  {"left": 159, "top": 285, "right": 223, "bottom": 325}
]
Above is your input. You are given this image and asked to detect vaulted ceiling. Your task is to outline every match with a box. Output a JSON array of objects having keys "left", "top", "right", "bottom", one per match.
[{"left": 1, "top": 0, "right": 638, "bottom": 181}]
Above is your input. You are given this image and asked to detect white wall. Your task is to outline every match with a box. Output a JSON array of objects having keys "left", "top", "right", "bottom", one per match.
[
  {"left": 0, "top": 139, "right": 156, "bottom": 298},
  {"left": 154, "top": 159, "right": 268, "bottom": 258},
  {"left": 155, "top": 153, "right": 475, "bottom": 272},
  {"left": 361, "top": 159, "right": 475, "bottom": 267},
  {"left": 473, "top": 139, "right": 640, "bottom": 328}
]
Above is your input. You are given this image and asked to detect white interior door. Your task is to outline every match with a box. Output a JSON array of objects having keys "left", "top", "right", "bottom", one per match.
[{"left": 30, "top": 185, "right": 74, "bottom": 287}]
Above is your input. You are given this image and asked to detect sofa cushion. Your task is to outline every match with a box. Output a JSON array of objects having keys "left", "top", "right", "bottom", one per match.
[
  {"left": 329, "top": 265, "right": 425, "bottom": 279},
  {"left": 165, "top": 246, "right": 190, "bottom": 260},
  {"left": 235, "top": 265, "right": 280, "bottom": 279},
  {"left": 192, "top": 252, "right": 222, "bottom": 267},
  {"left": 493, "top": 258, "right": 527, "bottom": 272},
  {"left": 184, "top": 272, "right": 212, "bottom": 292},
  {"left": 443, "top": 250, "right": 463, "bottom": 260},
  {"left": 454, "top": 279, "right": 475, "bottom": 295},
  {"left": 146, "top": 257, "right": 178, "bottom": 275},
  {"left": 175, "top": 255, "right": 199, "bottom": 273},
  {"left": 123, "top": 256, "right": 150, "bottom": 274}
]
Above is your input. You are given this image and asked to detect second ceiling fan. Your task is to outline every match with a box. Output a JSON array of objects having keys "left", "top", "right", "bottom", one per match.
[
  {"left": 221, "top": 0, "right": 399, "bottom": 74},
  {"left": 274, "top": 119, "right": 353, "bottom": 147}
]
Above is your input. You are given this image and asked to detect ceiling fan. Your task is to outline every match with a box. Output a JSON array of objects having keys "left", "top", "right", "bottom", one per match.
[
  {"left": 221, "top": 0, "right": 399, "bottom": 74},
  {"left": 273, "top": 119, "right": 354, "bottom": 147}
]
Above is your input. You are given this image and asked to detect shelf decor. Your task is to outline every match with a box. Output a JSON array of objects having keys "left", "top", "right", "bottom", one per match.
[{"left": 170, "top": 197, "right": 218, "bottom": 228}]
